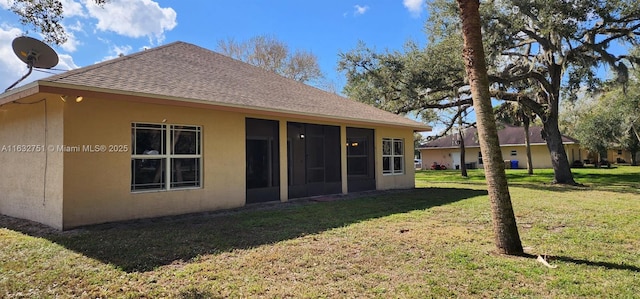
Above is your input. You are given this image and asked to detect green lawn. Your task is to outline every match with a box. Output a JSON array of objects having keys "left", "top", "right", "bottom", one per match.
[{"left": 2, "top": 167, "right": 639, "bottom": 298}]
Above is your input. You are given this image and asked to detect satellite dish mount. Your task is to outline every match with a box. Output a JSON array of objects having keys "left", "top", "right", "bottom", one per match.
[{"left": 5, "top": 36, "right": 59, "bottom": 92}]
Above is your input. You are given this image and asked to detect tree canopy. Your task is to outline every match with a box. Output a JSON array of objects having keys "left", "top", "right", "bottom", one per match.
[
  {"left": 8, "top": 0, "right": 109, "bottom": 45},
  {"left": 571, "top": 72, "right": 640, "bottom": 165},
  {"left": 217, "top": 35, "right": 323, "bottom": 84},
  {"left": 339, "top": 36, "right": 468, "bottom": 119}
]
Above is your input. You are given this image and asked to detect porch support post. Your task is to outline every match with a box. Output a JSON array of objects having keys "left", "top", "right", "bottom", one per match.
[
  {"left": 341, "top": 125, "right": 348, "bottom": 194},
  {"left": 279, "top": 120, "right": 288, "bottom": 202}
]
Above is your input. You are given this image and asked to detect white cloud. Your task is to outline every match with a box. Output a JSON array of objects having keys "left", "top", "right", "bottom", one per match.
[
  {"left": 94, "top": 38, "right": 134, "bottom": 62},
  {"left": 105, "top": 44, "right": 133, "bottom": 60},
  {"left": 57, "top": 53, "right": 79, "bottom": 71},
  {"left": 0, "top": 26, "right": 36, "bottom": 90},
  {"left": 60, "top": 0, "right": 86, "bottom": 17},
  {"left": 403, "top": 0, "right": 425, "bottom": 17},
  {"left": 0, "top": 0, "right": 11, "bottom": 10},
  {"left": 354, "top": 5, "right": 369, "bottom": 16},
  {"left": 84, "top": 0, "right": 177, "bottom": 44},
  {"left": 60, "top": 29, "right": 81, "bottom": 52},
  {"left": 66, "top": 19, "right": 85, "bottom": 33},
  {"left": 60, "top": 19, "right": 87, "bottom": 53}
]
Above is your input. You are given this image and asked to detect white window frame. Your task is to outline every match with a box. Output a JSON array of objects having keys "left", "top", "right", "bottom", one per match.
[
  {"left": 382, "top": 138, "right": 404, "bottom": 175},
  {"left": 131, "top": 123, "right": 202, "bottom": 192}
]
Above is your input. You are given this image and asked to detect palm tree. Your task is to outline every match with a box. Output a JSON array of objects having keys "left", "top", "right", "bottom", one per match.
[{"left": 456, "top": 0, "right": 523, "bottom": 255}]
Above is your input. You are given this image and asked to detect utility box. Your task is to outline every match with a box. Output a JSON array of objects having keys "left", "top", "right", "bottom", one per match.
[{"left": 504, "top": 160, "right": 511, "bottom": 169}]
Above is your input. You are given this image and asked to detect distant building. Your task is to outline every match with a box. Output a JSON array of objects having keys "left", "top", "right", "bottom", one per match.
[{"left": 418, "top": 125, "right": 584, "bottom": 170}]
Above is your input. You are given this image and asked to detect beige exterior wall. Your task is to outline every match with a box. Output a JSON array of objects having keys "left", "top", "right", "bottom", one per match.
[
  {"left": 0, "top": 97, "right": 64, "bottom": 229},
  {"left": 582, "top": 148, "right": 635, "bottom": 164},
  {"left": 419, "top": 148, "right": 458, "bottom": 170},
  {"left": 420, "top": 143, "right": 585, "bottom": 170},
  {"left": 606, "top": 149, "right": 633, "bottom": 163},
  {"left": 376, "top": 127, "right": 416, "bottom": 190},
  {"left": 565, "top": 145, "right": 588, "bottom": 164},
  {"left": 62, "top": 98, "right": 247, "bottom": 228},
  {"left": 57, "top": 97, "right": 417, "bottom": 229}
]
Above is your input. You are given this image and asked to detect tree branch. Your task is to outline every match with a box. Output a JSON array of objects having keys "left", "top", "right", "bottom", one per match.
[
  {"left": 490, "top": 90, "right": 546, "bottom": 117},
  {"left": 489, "top": 71, "right": 553, "bottom": 96}
]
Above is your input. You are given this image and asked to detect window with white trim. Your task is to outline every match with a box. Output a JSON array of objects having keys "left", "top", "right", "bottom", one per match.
[
  {"left": 131, "top": 123, "right": 202, "bottom": 191},
  {"left": 382, "top": 138, "right": 404, "bottom": 175}
]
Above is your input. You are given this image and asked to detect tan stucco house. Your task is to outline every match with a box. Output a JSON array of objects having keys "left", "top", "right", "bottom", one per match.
[
  {"left": 0, "top": 41, "right": 430, "bottom": 230},
  {"left": 418, "top": 125, "right": 584, "bottom": 170},
  {"left": 594, "top": 148, "right": 638, "bottom": 165}
]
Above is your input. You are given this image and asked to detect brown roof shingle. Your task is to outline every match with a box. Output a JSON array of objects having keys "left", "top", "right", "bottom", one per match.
[
  {"left": 3, "top": 41, "right": 429, "bottom": 130},
  {"left": 420, "top": 125, "right": 578, "bottom": 149}
]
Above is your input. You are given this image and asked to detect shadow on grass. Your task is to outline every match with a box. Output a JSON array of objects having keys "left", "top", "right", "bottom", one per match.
[
  {"left": 507, "top": 183, "right": 594, "bottom": 193},
  {"left": 2, "top": 187, "right": 486, "bottom": 273},
  {"left": 571, "top": 172, "right": 640, "bottom": 193},
  {"left": 521, "top": 254, "right": 640, "bottom": 273},
  {"left": 551, "top": 255, "right": 640, "bottom": 273},
  {"left": 510, "top": 181, "right": 640, "bottom": 195}
]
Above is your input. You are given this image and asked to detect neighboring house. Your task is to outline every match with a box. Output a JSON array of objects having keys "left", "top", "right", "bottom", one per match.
[
  {"left": 418, "top": 125, "right": 584, "bottom": 170},
  {"left": 598, "top": 148, "right": 637, "bottom": 165},
  {"left": 0, "top": 42, "right": 430, "bottom": 230}
]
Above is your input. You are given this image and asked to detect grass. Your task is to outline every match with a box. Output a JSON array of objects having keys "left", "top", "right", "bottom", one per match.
[
  {"left": 2, "top": 166, "right": 639, "bottom": 298},
  {"left": 417, "top": 166, "right": 640, "bottom": 193}
]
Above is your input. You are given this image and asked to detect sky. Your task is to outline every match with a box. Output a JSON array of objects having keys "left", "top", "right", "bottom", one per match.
[{"left": 0, "top": 0, "right": 430, "bottom": 93}]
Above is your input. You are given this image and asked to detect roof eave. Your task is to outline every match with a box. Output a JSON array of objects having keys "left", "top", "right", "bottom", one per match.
[
  {"left": 25, "top": 81, "right": 431, "bottom": 131},
  {"left": 0, "top": 81, "right": 41, "bottom": 106},
  {"left": 418, "top": 141, "right": 577, "bottom": 150}
]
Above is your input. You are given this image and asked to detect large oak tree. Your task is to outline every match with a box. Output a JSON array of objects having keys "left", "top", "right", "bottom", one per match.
[{"left": 341, "top": 0, "right": 640, "bottom": 184}]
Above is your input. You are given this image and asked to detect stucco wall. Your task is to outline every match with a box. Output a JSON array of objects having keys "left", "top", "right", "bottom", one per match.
[
  {"left": 376, "top": 127, "right": 416, "bottom": 190},
  {"left": 566, "top": 145, "right": 588, "bottom": 164},
  {"left": 419, "top": 148, "right": 458, "bottom": 169},
  {"left": 61, "top": 98, "right": 418, "bottom": 228},
  {"left": 0, "top": 97, "right": 64, "bottom": 229},
  {"left": 62, "top": 98, "right": 246, "bottom": 228},
  {"left": 420, "top": 143, "right": 585, "bottom": 170},
  {"left": 606, "top": 149, "right": 633, "bottom": 163}
]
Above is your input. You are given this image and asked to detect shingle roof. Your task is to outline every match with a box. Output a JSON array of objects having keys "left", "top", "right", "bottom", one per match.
[
  {"left": 1, "top": 41, "right": 429, "bottom": 130},
  {"left": 419, "top": 125, "right": 578, "bottom": 149}
]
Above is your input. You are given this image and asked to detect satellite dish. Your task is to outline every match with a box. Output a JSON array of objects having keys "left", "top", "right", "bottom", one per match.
[
  {"left": 4, "top": 36, "right": 59, "bottom": 92},
  {"left": 12, "top": 36, "right": 59, "bottom": 69}
]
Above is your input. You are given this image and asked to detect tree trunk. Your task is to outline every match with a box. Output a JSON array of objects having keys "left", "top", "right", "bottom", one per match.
[
  {"left": 545, "top": 62, "right": 577, "bottom": 184},
  {"left": 458, "top": 107, "right": 469, "bottom": 178},
  {"left": 598, "top": 149, "right": 609, "bottom": 168},
  {"left": 456, "top": 0, "right": 523, "bottom": 255},
  {"left": 459, "top": 114, "right": 468, "bottom": 177},
  {"left": 542, "top": 115, "right": 576, "bottom": 184},
  {"left": 629, "top": 127, "right": 639, "bottom": 166},
  {"left": 523, "top": 116, "right": 533, "bottom": 175}
]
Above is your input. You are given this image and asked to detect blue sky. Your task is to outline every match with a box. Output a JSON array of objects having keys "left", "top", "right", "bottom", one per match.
[{"left": 0, "top": 0, "right": 429, "bottom": 93}]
